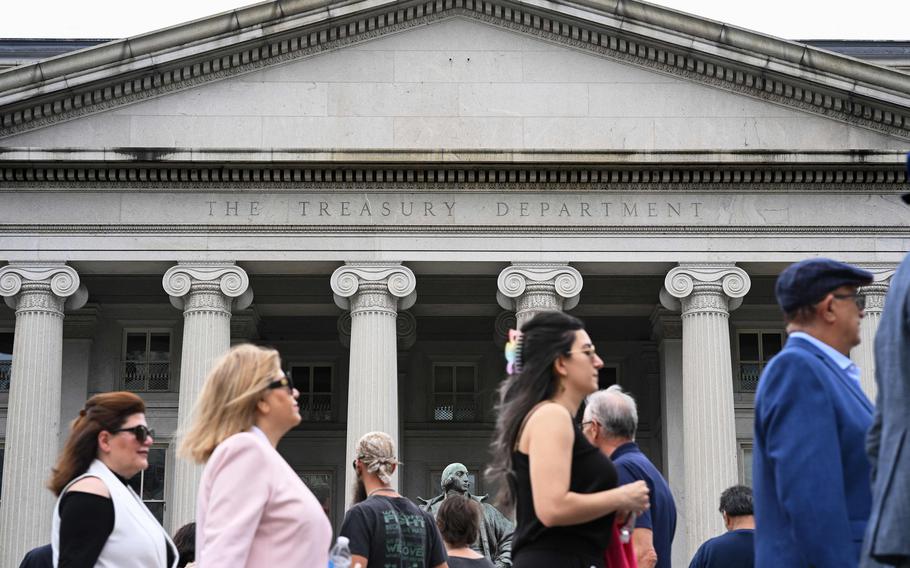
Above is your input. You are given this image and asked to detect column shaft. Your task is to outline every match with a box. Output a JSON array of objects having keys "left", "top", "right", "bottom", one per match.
[
  {"left": 662, "top": 264, "right": 750, "bottom": 559},
  {"left": 681, "top": 304, "right": 739, "bottom": 549},
  {"left": 0, "top": 263, "right": 84, "bottom": 567},
  {"left": 332, "top": 263, "right": 416, "bottom": 507},
  {"left": 170, "top": 298, "right": 231, "bottom": 528},
  {"left": 164, "top": 263, "right": 251, "bottom": 530}
]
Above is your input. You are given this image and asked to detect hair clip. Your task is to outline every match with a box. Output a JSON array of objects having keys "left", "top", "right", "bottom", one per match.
[{"left": 505, "top": 329, "right": 524, "bottom": 374}]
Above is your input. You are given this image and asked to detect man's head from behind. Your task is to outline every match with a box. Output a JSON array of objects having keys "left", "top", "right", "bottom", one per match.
[
  {"left": 719, "top": 485, "right": 754, "bottom": 530},
  {"left": 582, "top": 385, "right": 638, "bottom": 448},
  {"left": 775, "top": 258, "right": 873, "bottom": 353}
]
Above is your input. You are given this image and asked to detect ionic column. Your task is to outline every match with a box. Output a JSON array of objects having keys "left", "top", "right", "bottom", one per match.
[
  {"left": 0, "top": 262, "right": 87, "bottom": 566},
  {"left": 851, "top": 266, "right": 897, "bottom": 400},
  {"left": 164, "top": 262, "right": 252, "bottom": 529},
  {"left": 496, "top": 263, "right": 583, "bottom": 328},
  {"left": 660, "top": 263, "right": 750, "bottom": 558},
  {"left": 331, "top": 262, "right": 416, "bottom": 506}
]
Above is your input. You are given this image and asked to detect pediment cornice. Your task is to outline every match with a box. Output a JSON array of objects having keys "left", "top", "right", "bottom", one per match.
[
  {"left": 1, "top": 0, "right": 909, "bottom": 140},
  {"left": 0, "top": 149, "right": 905, "bottom": 191}
]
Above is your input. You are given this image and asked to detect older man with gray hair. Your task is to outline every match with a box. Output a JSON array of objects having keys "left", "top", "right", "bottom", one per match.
[{"left": 583, "top": 385, "right": 677, "bottom": 568}]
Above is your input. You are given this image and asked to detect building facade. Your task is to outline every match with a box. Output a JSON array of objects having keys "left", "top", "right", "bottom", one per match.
[{"left": 0, "top": 0, "right": 908, "bottom": 565}]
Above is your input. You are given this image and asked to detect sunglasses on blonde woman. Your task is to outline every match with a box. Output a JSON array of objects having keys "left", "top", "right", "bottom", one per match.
[{"left": 266, "top": 375, "right": 294, "bottom": 394}]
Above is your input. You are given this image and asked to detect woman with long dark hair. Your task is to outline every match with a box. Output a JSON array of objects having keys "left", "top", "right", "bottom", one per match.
[
  {"left": 49, "top": 391, "right": 177, "bottom": 567},
  {"left": 488, "top": 311, "right": 650, "bottom": 568}
]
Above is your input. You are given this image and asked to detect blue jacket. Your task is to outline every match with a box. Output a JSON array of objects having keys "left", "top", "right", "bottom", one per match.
[
  {"left": 753, "top": 335, "right": 874, "bottom": 567},
  {"left": 863, "top": 257, "right": 910, "bottom": 566}
]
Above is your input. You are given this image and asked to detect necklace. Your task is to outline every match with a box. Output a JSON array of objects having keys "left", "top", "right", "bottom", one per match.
[{"left": 367, "top": 486, "right": 396, "bottom": 497}]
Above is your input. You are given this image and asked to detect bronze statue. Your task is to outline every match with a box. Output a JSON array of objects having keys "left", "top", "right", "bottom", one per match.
[{"left": 419, "top": 463, "right": 513, "bottom": 567}]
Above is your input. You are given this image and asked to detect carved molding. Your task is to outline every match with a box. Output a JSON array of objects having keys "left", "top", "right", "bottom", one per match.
[
  {"left": 396, "top": 311, "right": 417, "bottom": 351},
  {"left": 497, "top": 263, "right": 583, "bottom": 311},
  {"left": 493, "top": 310, "right": 517, "bottom": 347},
  {"left": 0, "top": 262, "right": 87, "bottom": 312},
  {"left": 337, "top": 312, "right": 352, "bottom": 348},
  {"left": 330, "top": 262, "right": 417, "bottom": 313},
  {"left": 660, "top": 263, "right": 751, "bottom": 314},
  {"left": 2, "top": 164, "right": 905, "bottom": 187},
  {"left": 162, "top": 262, "right": 253, "bottom": 312},
  {"left": 1, "top": 1, "right": 908, "bottom": 139},
  {"left": 1, "top": 223, "right": 909, "bottom": 236},
  {"left": 856, "top": 264, "right": 899, "bottom": 312}
]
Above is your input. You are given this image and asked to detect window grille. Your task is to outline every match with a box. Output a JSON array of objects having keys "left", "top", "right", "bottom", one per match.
[
  {"left": 736, "top": 331, "right": 784, "bottom": 392},
  {"left": 122, "top": 331, "right": 171, "bottom": 391},
  {"left": 127, "top": 446, "right": 167, "bottom": 524},
  {"left": 432, "top": 363, "right": 477, "bottom": 421},
  {"left": 289, "top": 364, "right": 334, "bottom": 422},
  {"left": 0, "top": 332, "right": 12, "bottom": 392}
]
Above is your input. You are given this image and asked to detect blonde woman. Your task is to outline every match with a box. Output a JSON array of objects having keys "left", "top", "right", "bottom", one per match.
[{"left": 180, "top": 344, "right": 331, "bottom": 567}]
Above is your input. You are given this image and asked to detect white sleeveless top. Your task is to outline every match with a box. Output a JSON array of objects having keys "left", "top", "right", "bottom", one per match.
[{"left": 52, "top": 459, "right": 177, "bottom": 568}]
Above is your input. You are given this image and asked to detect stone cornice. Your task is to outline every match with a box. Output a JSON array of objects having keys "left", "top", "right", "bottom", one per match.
[
  {"left": 0, "top": 0, "right": 909, "bottom": 139},
  {"left": 0, "top": 151, "right": 905, "bottom": 189},
  {"left": 2, "top": 224, "right": 909, "bottom": 236}
]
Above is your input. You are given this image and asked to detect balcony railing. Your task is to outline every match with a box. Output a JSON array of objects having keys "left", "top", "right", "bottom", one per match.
[
  {"left": 122, "top": 361, "right": 170, "bottom": 391},
  {"left": 0, "top": 360, "right": 10, "bottom": 391}
]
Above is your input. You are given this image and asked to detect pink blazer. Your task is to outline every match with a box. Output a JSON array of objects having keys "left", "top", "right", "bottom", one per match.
[{"left": 196, "top": 429, "right": 332, "bottom": 567}]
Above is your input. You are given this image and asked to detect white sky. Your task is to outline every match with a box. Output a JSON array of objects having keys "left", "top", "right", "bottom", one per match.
[{"left": 0, "top": 0, "right": 907, "bottom": 41}]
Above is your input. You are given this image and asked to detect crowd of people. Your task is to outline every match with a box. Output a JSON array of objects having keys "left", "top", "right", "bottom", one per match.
[{"left": 19, "top": 255, "right": 910, "bottom": 567}]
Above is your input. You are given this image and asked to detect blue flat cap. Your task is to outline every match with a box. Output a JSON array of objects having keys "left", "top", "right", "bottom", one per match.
[{"left": 775, "top": 258, "right": 873, "bottom": 312}]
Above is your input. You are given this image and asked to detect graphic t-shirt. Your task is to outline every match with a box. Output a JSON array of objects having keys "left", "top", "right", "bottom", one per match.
[{"left": 340, "top": 495, "right": 448, "bottom": 568}]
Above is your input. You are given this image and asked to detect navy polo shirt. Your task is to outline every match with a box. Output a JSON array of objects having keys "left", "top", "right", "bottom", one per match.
[
  {"left": 612, "top": 442, "right": 678, "bottom": 568},
  {"left": 688, "top": 529, "right": 754, "bottom": 568}
]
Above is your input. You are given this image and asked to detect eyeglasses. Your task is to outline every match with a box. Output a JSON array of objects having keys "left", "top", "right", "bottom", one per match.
[
  {"left": 581, "top": 420, "right": 595, "bottom": 429},
  {"left": 566, "top": 346, "right": 598, "bottom": 358},
  {"left": 266, "top": 374, "right": 294, "bottom": 394},
  {"left": 831, "top": 293, "right": 866, "bottom": 310},
  {"left": 112, "top": 424, "right": 154, "bottom": 444}
]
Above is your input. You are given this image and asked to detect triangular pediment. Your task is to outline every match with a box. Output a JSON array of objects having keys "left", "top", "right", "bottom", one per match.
[{"left": 1, "top": 0, "right": 909, "bottom": 148}]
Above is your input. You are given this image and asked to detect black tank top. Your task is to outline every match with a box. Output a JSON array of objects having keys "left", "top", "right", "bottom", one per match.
[{"left": 510, "top": 420, "right": 618, "bottom": 564}]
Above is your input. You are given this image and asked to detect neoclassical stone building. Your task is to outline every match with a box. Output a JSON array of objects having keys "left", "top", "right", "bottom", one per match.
[{"left": 0, "top": 0, "right": 908, "bottom": 564}]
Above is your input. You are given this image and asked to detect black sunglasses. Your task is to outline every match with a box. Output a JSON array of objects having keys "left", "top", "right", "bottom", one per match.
[
  {"left": 112, "top": 424, "right": 154, "bottom": 443},
  {"left": 266, "top": 375, "right": 294, "bottom": 394}
]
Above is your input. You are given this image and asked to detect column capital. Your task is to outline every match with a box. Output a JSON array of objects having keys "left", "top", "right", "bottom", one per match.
[
  {"left": 163, "top": 262, "right": 252, "bottom": 312},
  {"left": 493, "top": 310, "right": 518, "bottom": 347},
  {"left": 0, "top": 262, "right": 87, "bottom": 312},
  {"left": 855, "top": 264, "right": 899, "bottom": 312},
  {"left": 496, "top": 263, "right": 583, "bottom": 311},
  {"left": 331, "top": 262, "right": 417, "bottom": 313},
  {"left": 660, "top": 263, "right": 751, "bottom": 314}
]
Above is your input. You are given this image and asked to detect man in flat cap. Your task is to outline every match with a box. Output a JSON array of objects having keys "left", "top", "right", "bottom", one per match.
[{"left": 753, "top": 258, "right": 876, "bottom": 568}]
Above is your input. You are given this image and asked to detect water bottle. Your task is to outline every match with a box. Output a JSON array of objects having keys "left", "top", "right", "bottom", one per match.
[{"left": 328, "top": 535, "right": 352, "bottom": 568}]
